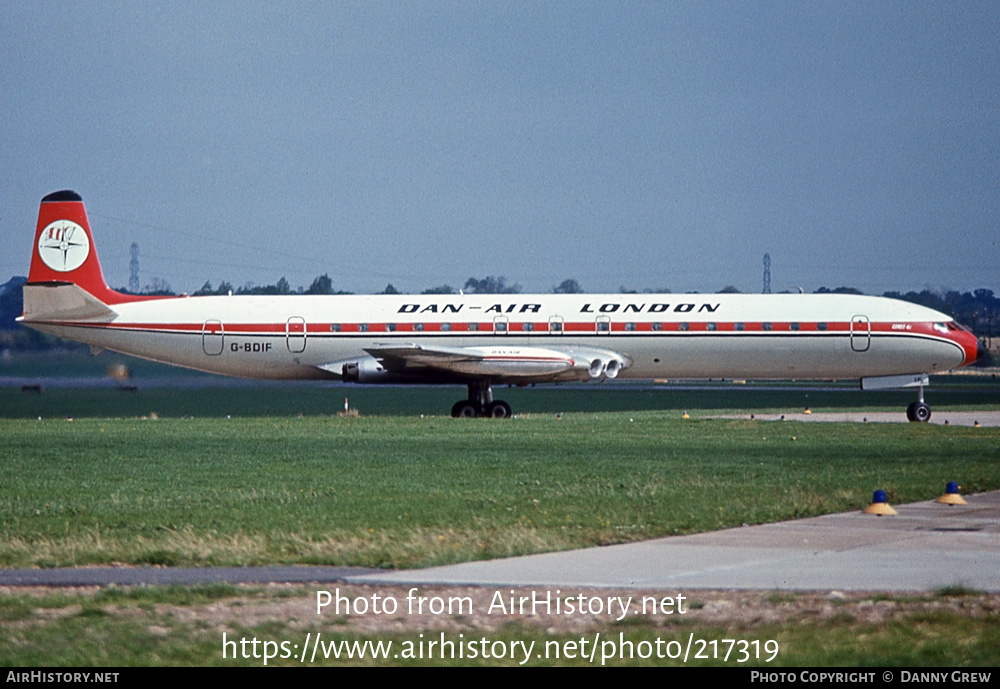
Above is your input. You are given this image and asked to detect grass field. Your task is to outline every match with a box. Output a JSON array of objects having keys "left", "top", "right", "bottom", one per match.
[
  {"left": 2, "top": 354, "right": 998, "bottom": 666},
  {"left": 2, "top": 409, "right": 998, "bottom": 569}
]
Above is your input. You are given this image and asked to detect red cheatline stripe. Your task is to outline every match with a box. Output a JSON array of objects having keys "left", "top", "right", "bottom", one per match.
[
  {"left": 480, "top": 356, "right": 573, "bottom": 362},
  {"left": 30, "top": 320, "right": 951, "bottom": 340}
]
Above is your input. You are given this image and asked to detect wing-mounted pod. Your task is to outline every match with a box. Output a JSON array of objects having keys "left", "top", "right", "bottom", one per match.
[
  {"left": 341, "top": 358, "right": 388, "bottom": 383},
  {"left": 563, "top": 347, "right": 632, "bottom": 381},
  {"left": 315, "top": 356, "right": 417, "bottom": 383}
]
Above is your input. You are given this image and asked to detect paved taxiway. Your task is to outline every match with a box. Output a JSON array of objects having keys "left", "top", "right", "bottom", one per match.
[
  {"left": 718, "top": 410, "right": 1000, "bottom": 427},
  {"left": 4, "top": 490, "right": 998, "bottom": 592},
  {"left": 352, "top": 490, "right": 1000, "bottom": 592}
]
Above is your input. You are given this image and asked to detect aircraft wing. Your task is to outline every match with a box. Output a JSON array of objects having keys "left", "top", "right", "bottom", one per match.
[
  {"left": 366, "top": 343, "right": 581, "bottom": 378},
  {"left": 364, "top": 342, "right": 630, "bottom": 381},
  {"left": 315, "top": 343, "right": 630, "bottom": 383}
]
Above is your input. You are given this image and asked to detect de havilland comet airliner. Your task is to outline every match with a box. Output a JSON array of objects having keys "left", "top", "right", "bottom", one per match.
[{"left": 19, "top": 191, "right": 984, "bottom": 420}]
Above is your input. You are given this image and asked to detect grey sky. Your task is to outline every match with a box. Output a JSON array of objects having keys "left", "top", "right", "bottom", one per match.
[{"left": 3, "top": 1, "right": 997, "bottom": 295}]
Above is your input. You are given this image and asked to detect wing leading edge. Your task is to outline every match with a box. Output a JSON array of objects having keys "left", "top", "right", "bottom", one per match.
[{"left": 315, "top": 343, "right": 631, "bottom": 384}]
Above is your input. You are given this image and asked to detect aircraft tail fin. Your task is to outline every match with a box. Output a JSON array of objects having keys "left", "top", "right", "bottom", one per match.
[{"left": 27, "top": 190, "right": 154, "bottom": 308}]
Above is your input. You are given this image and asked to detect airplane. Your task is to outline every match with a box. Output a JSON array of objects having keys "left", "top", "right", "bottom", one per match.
[{"left": 19, "top": 190, "right": 984, "bottom": 421}]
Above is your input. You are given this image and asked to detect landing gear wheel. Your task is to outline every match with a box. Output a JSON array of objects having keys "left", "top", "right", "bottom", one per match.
[
  {"left": 452, "top": 380, "right": 510, "bottom": 418},
  {"left": 906, "top": 402, "right": 931, "bottom": 423},
  {"left": 451, "top": 401, "right": 479, "bottom": 418},
  {"left": 486, "top": 400, "right": 512, "bottom": 419}
]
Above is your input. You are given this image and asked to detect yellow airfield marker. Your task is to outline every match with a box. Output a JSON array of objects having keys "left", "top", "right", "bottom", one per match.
[
  {"left": 936, "top": 481, "right": 968, "bottom": 506},
  {"left": 863, "top": 489, "right": 897, "bottom": 516}
]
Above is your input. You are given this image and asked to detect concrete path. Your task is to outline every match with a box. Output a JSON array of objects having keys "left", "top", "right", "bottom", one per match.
[
  {"left": 349, "top": 490, "right": 1000, "bottom": 592},
  {"left": 715, "top": 410, "right": 1000, "bottom": 427}
]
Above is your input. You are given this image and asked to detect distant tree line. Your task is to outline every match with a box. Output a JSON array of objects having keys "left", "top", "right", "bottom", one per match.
[
  {"left": 189, "top": 274, "right": 354, "bottom": 296},
  {"left": 1, "top": 273, "right": 996, "bottom": 358},
  {"left": 881, "top": 287, "right": 998, "bottom": 350}
]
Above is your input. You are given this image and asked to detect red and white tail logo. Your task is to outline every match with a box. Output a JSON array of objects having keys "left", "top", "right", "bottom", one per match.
[{"left": 28, "top": 190, "right": 149, "bottom": 305}]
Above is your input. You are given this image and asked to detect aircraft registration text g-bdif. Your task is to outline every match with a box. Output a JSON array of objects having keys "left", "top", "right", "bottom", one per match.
[{"left": 231, "top": 342, "right": 273, "bottom": 353}]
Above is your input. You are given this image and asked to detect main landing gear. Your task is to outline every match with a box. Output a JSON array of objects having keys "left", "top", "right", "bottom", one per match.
[
  {"left": 451, "top": 381, "right": 512, "bottom": 419},
  {"left": 906, "top": 384, "right": 931, "bottom": 423}
]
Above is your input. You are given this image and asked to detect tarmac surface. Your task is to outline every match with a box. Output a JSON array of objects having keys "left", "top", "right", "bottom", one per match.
[
  {"left": 4, "top": 489, "right": 999, "bottom": 593},
  {"left": 352, "top": 490, "right": 1000, "bottom": 592},
  {"left": 716, "top": 410, "right": 1000, "bottom": 427}
]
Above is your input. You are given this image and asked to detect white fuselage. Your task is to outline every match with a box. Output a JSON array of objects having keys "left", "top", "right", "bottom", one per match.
[{"left": 26, "top": 291, "right": 973, "bottom": 383}]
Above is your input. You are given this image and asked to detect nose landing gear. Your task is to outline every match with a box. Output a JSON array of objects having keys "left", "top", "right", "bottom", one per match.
[
  {"left": 906, "top": 401, "right": 931, "bottom": 422},
  {"left": 906, "top": 384, "right": 931, "bottom": 422}
]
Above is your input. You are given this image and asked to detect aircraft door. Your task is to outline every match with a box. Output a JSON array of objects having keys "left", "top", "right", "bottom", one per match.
[
  {"left": 202, "top": 320, "right": 224, "bottom": 356},
  {"left": 850, "top": 315, "right": 870, "bottom": 352},
  {"left": 287, "top": 316, "right": 307, "bottom": 353},
  {"left": 596, "top": 315, "right": 611, "bottom": 335},
  {"left": 493, "top": 316, "right": 509, "bottom": 335}
]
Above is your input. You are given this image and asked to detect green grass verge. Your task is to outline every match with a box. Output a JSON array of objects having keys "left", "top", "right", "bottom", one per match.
[
  {"left": 2, "top": 413, "right": 997, "bottom": 569},
  {"left": 1, "top": 585, "right": 998, "bottom": 666}
]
